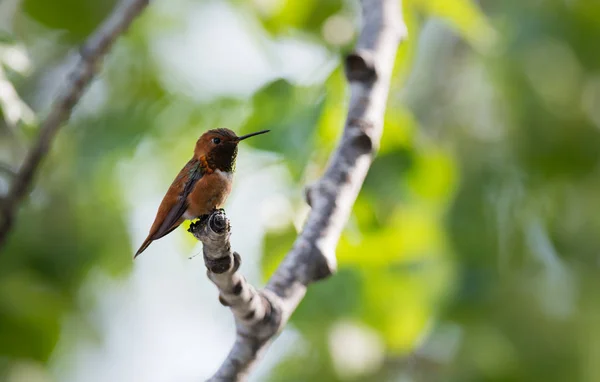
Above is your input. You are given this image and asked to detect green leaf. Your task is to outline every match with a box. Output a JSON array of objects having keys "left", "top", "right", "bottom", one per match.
[
  {"left": 0, "top": 271, "right": 66, "bottom": 360},
  {"left": 22, "top": 0, "right": 118, "bottom": 43},
  {"left": 242, "top": 79, "right": 325, "bottom": 179},
  {"left": 261, "top": 224, "right": 297, "bottom": 281},
  {"left": 253, "top": 0, "right": 344, "bottom": 36},
  {"left": 410, "top": 0, "right": 496, "bottom": 50}
]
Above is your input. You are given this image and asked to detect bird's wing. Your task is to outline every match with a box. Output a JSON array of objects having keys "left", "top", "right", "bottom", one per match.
[{"left": 151, "top": 160, "right": 204, "bottom": 240}]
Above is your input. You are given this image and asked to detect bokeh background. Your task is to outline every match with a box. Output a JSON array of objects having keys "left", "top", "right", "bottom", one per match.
[{"left": 1, "top": 0, "right": 600, "bottom": 381}]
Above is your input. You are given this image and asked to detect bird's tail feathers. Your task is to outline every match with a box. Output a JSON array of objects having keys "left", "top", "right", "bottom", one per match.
[{"left": 134, "top": 236, "right": 153, "bottom": 259}]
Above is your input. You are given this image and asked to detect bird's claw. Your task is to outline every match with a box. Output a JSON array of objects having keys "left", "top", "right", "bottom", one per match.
[
  {"left": 187, "top": 214, "right": 211, "bottom": 232},
  {"left": 198, "top": 214, "right": 211, "bottom": 225},
  {"left": 187, "top": 209, "right": 228, "bottom": 233}
]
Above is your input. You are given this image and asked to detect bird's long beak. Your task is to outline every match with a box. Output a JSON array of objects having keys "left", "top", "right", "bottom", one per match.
[{"left": 237, "top": 129, "right": 270, "bottom": 141}]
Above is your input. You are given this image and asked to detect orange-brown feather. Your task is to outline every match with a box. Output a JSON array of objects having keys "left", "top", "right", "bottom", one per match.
[
  {"left": 134, "top": 158, "right": 233, "bottom": 258},
  {"left": 198, "top": 155, "right": 213, "bottom": 174},
  {"left": 135, "top": 128, "right": 239, "bottom": 258},
  {"left": 187, "top": 171, "right": 232, "bottom": 216},
  {"left": 134, "top": 161, "right": 195, "bottom": 257}
]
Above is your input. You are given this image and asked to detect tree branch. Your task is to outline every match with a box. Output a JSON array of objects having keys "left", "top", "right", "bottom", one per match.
[
  {"left": 0, "top": 163, "right": 17, "bottom": 179},
  {"left": 190, "top": 211, "right": 271, "bottom": 325},
  {"left": 191, "top": 0, "right": 406, "bottom": 380},
  {"left": 0, "top": 0, "right": 149, "bottom": 249}
]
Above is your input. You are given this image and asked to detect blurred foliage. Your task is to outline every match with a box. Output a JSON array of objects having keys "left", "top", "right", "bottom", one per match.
[
  {"left": 256, "top": 0, "right": 344, "bottom": 37},
  {"left": 22, "top": 0, "right": 117, "bottom": 42},
  {"left": 1, "top": 0, "right": 600, "bottom": 381},
  {"left": 242, "top": 79, "right": 325, "bottom": 178}
]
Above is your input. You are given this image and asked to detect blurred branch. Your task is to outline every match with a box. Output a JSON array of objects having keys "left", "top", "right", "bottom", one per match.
[
  {"left": 0, "top": 163, "right": 17, "bottom": 178},
  {"left": 191, "top": 0, "right": 406, "bottom": 380},
  {"left": 0, "top": 0, "right": 149, "bottom": 249}
]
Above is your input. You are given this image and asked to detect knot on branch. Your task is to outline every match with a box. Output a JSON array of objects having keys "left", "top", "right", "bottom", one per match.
[
  {"left": 188, "top": 209, "right": 230, "bottom": 239},
  {"left": 348, "top": 118, "right": 377, "bottom": 154},
  {"left": 345, "top": 50, "right": 377, "bottom": 83},
  {"left": 271, "top": 238, "right": 336, "bottom": 287},
  {"left": 309, "top": 239, "right": 337, "bottom": 282},
  {"left": 205, "top": 253, "right": 233, "bottom": 274},
  {"left": 304, "top": 183, "right": 315, "bottom": 207},
  {"left": 209, "top": 209, "right": 229, "bottom": 233},
  {"left": 207, "top": 251, "right": 241, "bottom": 278},
  {"left": 189, "top": 209, "right": 234, "bottom": 274}
]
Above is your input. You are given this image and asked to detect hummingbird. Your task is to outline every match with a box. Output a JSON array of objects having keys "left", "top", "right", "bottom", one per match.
[{"left": 134, "top": 128, "right": 270, "bottom": 258}]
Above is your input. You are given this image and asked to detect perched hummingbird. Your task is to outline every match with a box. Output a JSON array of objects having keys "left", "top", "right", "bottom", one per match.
[{"left": 134, "top": 128, "right": 270, "bottom": 258}]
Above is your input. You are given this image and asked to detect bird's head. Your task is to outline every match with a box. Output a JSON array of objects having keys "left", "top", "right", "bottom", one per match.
[{"left": 194, "top": 128, "right": 270, "bottom": 172}]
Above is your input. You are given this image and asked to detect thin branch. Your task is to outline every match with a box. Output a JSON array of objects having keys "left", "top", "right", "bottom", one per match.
[
  {"left": 0, "top": 163, "right": 17, "bottom": 178},
  {"left": 191, "top": 212, "right": 270, "bottom": 325},
  {"left": 191, "top": 0, "right": 406, "bottom": 380},
  {"left": 0, "top": 0, "right": 149, "bottom": 248}
]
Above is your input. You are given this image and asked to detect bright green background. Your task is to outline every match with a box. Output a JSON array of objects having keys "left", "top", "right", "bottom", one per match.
[{"left": 1, "top": 0, "right": 600, "bottom": 381}]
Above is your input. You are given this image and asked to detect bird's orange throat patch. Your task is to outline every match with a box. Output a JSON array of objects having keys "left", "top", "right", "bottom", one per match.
[{"left": 199, "top": 155, "right": 214, "bottom": 174}]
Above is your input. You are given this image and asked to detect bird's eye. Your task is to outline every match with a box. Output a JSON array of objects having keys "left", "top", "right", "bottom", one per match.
[{"left": 212, "top": 137, "right": 221, "bottom": 144}]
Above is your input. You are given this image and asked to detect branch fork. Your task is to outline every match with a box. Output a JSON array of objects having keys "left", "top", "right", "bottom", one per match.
[
  {"left": 191, "top": 1, "right": 406, "bottom": 379},
  {"left": 0, "top": 0, "right": 404, "bottom": 379}
]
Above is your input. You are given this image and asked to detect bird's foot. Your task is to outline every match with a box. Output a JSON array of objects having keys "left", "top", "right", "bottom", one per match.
[
  {"left": 198, "top": 213, "right": 211, "bottom": 225},
  {"left": 188, "top": 214, "right": 211, "bottom": 232}
]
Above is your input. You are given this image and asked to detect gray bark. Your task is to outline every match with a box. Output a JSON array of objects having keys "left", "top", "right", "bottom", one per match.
[{"left": 190, "top": 0, "right": 407, "bottom": 380}]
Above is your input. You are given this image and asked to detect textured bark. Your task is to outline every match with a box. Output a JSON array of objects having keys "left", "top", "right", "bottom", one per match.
[
  {"left": 190, "top": 0, "right": 407, "bottom": 380},
  {"left": 0, "top": 0, "right": 149, "bottom": 248},
  {"left": 191, "top": 212, "right": 271, "bottom": 325}
]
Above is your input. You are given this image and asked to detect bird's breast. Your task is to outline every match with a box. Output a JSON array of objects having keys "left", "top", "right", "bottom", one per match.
[
  {"left": 185, "top": 170, "right": 233, "bottom": 218},
  {"left": 215, "top": 169, "right": 233, "bottom": 183}
]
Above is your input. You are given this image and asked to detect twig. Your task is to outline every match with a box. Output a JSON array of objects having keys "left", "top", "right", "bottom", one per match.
[
  {"left": 0, "top": 163, "right": 17, "bottom": 178},
  {"left": 191, "top": 0, "right": 406, "bottom": 380},
  {"left": 0, "top": 0, "right": 149, "bottom": 248}
]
